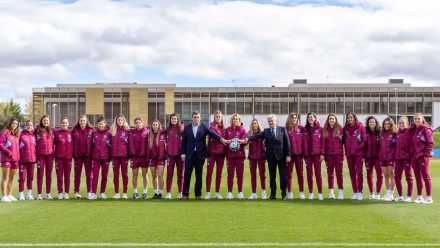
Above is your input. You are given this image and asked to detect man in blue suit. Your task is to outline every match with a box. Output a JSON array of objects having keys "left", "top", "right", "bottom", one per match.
[
  {"left": 181, "top": 111, "right": 228, "bottom": 199},
  {"left": 247, "top": 114, "right": 291, "bottom": 200}
]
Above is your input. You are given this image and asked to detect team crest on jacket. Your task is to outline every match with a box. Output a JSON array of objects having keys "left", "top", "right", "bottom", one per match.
[
  {"left": 122, "top": 132, "right": 126, "bottom": 137},
  {"left": 103, "top": 135, "right": 107, "bottom": 139}
]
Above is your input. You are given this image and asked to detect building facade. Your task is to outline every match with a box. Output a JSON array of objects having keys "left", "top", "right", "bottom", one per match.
[{"left": 32, "top": 80, "right": 440, "bottom": 130}]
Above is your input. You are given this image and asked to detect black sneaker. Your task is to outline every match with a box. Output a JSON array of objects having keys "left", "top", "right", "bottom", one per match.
[
  {"left": 133, "top": 193, "right": 139, "bottom": 199},
  {"left": 142, "top": 193, "right": 147, "bottom": 199},
  {"left": 157, "top": 193, "right": 163, "bottom": 199},
  {"left": 153, "top": 193, "right": 159, "bottom": 199}
]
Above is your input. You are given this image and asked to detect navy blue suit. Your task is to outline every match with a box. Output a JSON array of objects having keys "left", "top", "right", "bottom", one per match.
[{"left": 181, "top": 123, "right": 222, "bottom": 197}]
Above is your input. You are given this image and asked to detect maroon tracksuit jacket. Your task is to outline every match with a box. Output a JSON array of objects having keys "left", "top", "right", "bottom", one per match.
[
  {"left": 35, "top": 126, "right": 55, "bottom": 195},
  {"left": 18, "top": 130, "right": 37, "bottom": 192},
  {"left": 225, "top": 125, "right": 247, "bottom": 193},
  {"left": 286, "top": 125, "right": 307, "bottom": 193},
  {"left": 54, "top": 129, "right": 73, "bottom": 193},
  {"left": 410, "top": 124, "right": 434, "bottom": 197},
  {"left": 343, "top": 121, "right": 367, "bottom": 193},
  {"left": 165, "top": 126, "right": 184, "bottom": 193},
  {"left": 305, "top": 121, "right": 324, "bottom": 194},
  {"left": 365, "top": 130, "right": 382, "bottom": 193}
]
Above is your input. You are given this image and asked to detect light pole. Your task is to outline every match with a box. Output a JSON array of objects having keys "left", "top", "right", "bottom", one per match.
[
  {"left": 52, "top": 103, "right": 57, "bottom": 128},
  {"left": 223, "top": 97, "right": 228, "bottom": 124},
  {"left": 394, "top": 88, "right": 398, "bottom": 123}
]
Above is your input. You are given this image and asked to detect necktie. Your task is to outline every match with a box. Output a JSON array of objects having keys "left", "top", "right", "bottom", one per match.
[{"left": 271, "top": 128, "right": 275, "bottom": 139}]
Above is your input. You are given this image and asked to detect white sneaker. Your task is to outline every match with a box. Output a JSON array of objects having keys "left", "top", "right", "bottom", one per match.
[
  {"left": 99, "top": 193, "right": 107, "bottom": 199},
  {"left": 58, "top": 193, "right": 64, "bottom": 200},
  {"left": 214, "top": 192, "right": 223, "bottom": 199},
  {"left": 248, "top": 193, "right": 257, "bottom": 200},
  {"left": 308, "top": 193, "right": 314, "bottom": 200},
  {"left": 87, "top": 192, "right": 92, "bottom": 198},
  {"left": 165, "top": 193, "right": 172, "bottom": 200},
  {"left": 357, "top": 193, "right": 363, "bottom": 200},
  {"left": 26, "top": 195, "right": 34, "bottom": 201},
  {"left": 1, "top": 196, "right": 11, "bottom": 202},
  {"left": 299, "top": 192, "right": 306, "bottom": 200},
  {"left": 329, "top": 191, "right": 335, "bottom": 199},
  {"left": 261, "top": 190, "right": 267, "bottom": 200},
  {"left": 394, "top": 196, "right": 404, "bottom": 202},
  {"left": 37, "top": 194, "right": 43, "bottom": 200},
  {"left": 338, "top": 190, "right": 344, "bottom": 200},
  {"left": 113, "top": 193, "right": 121, "bottom": 199},
  {"left": 204, "top": 192, "right": 211, "bottom": 200},
  {"left": 177, "top": 192, "right": 183, "bottom": 199},
  {"left": 351, "top": 193, "right": 358, "bottom": 200},
  {"left": 45, "top": 194, "right": 52, "bottom": 200},
  {"left": 414, "top": 196, "right": 424, "bottom": 204},
  {"left": 369, "top": 193, "right": 375, "bottom": 200},
  {"left": 226, "top": 192, "right": 233, "bottom": 199},
  {"left": 7, "top": 195, "right": 17, "bottom": 202},
  {"left": 122, "top": 193, "right": 128, "bottom": 199},
  {"left": 75, "top": 192, "right": 81, "bottom": 199},
  {"left": 87, "top": 194, "right": 95, "bottom": 200},
  {"left": 64, "top": 193, "right": 69, "bottom": 200},
  {"left": 375, "top": 193, "right": 381, "bottom": 200},
  {"left": 403, "top": 196, "right": 412, "bottom": 203},
  {"left": 237, "top": 192, "right": 244, "bottom": 199},
  {"left": 424, "top": 196, "right": 433, "bottom": 204},
  {"left": 382, "top": 193, "right": 393, "bottom": 201},
  {"left": 287, "top": 192, "right": 293, "bottom": 200},
  {"left": 19, "top": 192, "right": 25, "bottom": 201},
  {"left": 318, "top": 193, "right": 323, "bottom": 200}
]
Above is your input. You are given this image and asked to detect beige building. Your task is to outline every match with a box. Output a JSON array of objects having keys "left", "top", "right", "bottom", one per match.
[{"left": 32, "top": 80, "right": 440, "bottom": 129}]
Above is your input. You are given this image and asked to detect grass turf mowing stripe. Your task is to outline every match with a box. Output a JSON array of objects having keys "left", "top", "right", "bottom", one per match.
[{"left": 0, "top": 243, "right": 440, "bottom": 247}]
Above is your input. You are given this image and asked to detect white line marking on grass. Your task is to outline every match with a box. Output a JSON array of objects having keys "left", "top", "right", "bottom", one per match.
[{"left": 0, "top": 243, "right": 439, "bottom": 247}]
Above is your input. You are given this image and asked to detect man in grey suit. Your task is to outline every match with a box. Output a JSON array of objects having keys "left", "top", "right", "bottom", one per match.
[{"left": 247, "top": 114, "right": 291, "bottom": 200}]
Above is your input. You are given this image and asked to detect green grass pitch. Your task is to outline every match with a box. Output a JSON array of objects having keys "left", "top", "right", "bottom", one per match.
[{"left": 1, "top": 160, "right": 439, "bottom": 248}]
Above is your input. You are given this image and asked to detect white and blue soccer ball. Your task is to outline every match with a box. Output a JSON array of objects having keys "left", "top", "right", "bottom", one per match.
[{"left": 229, "top": 139, "right": 241, "bottom": 152}]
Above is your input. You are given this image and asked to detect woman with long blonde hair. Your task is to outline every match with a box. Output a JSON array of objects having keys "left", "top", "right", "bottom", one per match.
[
  {"left": 110, "top": 114, "right": 130, "bottom": 199},
  {"left": 205, "top": 111, "right": 227, "bottom": 199}
]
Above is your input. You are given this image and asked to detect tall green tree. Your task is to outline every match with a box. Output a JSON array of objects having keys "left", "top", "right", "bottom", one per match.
[{"left": 0, "top": 99, "right": 25, "bottom": 130}]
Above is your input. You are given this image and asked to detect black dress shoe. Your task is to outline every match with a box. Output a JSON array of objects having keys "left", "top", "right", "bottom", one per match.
[
  {"left": 281, "top": 195, "right": 287, "bottom": 201},
  {"left": 268, "top": 195, "right": 277, "bottom": 200}
]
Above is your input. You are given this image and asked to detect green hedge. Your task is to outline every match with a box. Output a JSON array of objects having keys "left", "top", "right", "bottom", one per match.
[{"left": 434, "top": 132, "right": 440, "bottom": 149}]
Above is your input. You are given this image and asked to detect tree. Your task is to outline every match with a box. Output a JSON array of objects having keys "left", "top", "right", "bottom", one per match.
[
  {"left": 0, "top": 99, "right": 25, "bottom": 130},
  {"left": 24, "top": 97, "right": 33, "bottom": 121}
]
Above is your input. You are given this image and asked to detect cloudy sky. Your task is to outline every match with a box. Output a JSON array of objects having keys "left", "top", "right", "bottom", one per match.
[{"left": 1, "top": 0, "right": 439, "bottom": 105}]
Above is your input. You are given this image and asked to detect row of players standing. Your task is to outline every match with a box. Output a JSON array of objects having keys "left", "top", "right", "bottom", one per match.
[{"left": 0, "top": 110, "right": 434, "bottom": 203}]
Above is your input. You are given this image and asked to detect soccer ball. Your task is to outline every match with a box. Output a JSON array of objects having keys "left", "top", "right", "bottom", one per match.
[{"left": 229, "top": 140, "right": 241, "bottom": 152}]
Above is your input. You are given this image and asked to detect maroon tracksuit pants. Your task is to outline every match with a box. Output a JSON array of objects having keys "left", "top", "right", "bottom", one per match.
[
  {"left": 347, "top": 155, "right": 364, "bottom": 193},
  {"left": 365, "top": 157, "right": 383, "bottom": 193},
  {"left": 112, "top": 157, "right": 129, "bottom": 194},
  {"left": 411, "top": 157, "right": 431, "bottom": 197},
  {"left": 55, "top": 158, "right": 72, "bottom": 193},
  {"left": 206, "top": 154, "right": 225, "bottom": 192},
  {"left": 92, "top": 160, "right": 110, "bottom": 194},
  {"left": 325, "top": 155, "right": 344, "bottom": 190},
  {"left": 227, "top": 158, "right": 244, "bottom": 192},
  {"left": 166, "top": 155, "right": 184, "bottom": 193},
  {"left": 305, "top": 155, "right": 322, "bottom": 194},
  {"left": 394, "top": 159, "right": 413, "bottom": 197},
  {"left": 286, "top": 155, "right": 304, "bottom": 193},
  {"left": 249, "top": 159, "right": 266, "bottom": 193},
  {"left": 18, "top": 163, "right": 35, "bottom": 192},
  {"left": 74, "top": 156, "right": 92, "bottom": 193},
  {"left": 37, "top": 155, "right": 54, "bottom": 194}
]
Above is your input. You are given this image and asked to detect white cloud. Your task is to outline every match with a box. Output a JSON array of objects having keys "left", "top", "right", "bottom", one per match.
[{"left": 0, "top": 0, "right": 439, "bottom": 106}]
